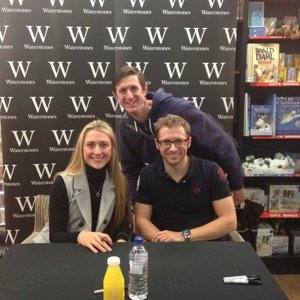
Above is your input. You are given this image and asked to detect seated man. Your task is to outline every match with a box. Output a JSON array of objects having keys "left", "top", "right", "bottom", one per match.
[{"left": 135, "top": 114, "right": 237, "bottom": 242}]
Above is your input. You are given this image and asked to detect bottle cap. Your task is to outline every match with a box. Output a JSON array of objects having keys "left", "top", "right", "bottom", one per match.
[
  {"left": 134, "top": 235, "right": 144, "bottom": 245},
  {"left": 107, "top": 256, "right": 120, "bottom": 266}
]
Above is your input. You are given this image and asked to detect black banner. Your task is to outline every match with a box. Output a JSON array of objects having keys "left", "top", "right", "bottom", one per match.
[{"left": 0, "top": 0, "right": 237, "bottom": 244}]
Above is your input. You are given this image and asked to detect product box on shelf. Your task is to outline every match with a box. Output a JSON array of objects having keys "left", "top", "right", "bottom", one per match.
[
  {"left": 256, "top": 223, "right": 274, "bottom": 257},
  {"left": 245, "top": 187, "right": 268, "bottom": 210},
  {"left": 242, "top": 153, "right": 295, "bottom": 177},
  {"left": 248, "top": 2, "right": 264, "bottom": 27},
  {"left": 264, "top": 17, "right": 277, "bottom": 36},
  {"left": 269, "top": 185, "right": 300, "bottom": 212},
  {"left": 249, "top": 26, "right": 266, "bottom": 37},
  {"left": 289, "top": 231, "right": 300, "bottom": 255},
  {"left": 272, "top": 230, "right": 289, "bottom": 255}
]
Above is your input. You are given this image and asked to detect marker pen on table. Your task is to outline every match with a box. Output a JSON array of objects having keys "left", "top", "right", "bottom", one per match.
[
  {"left": 223, "top": 275, "right": 262, "bottom": 285},
  {"left": 93, "top": 286, "right": 128, "bottom": 295}
]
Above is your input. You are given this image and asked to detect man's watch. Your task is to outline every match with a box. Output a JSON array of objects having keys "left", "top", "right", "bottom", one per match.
[{"left": 182, "top": 229, "right": 191, "bottom": 242}]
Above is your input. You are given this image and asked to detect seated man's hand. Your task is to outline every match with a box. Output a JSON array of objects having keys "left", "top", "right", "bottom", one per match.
[{"left": 151, "top": 230, "right": 183, "bottom": 242}]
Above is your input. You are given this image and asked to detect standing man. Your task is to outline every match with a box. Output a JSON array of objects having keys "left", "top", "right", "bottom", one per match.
[
  {"left": 135, "top": 114, "right": 237, "bottom": 242},
  {"left": 112, "top": 65, "right": 244, "bottom": 206}
]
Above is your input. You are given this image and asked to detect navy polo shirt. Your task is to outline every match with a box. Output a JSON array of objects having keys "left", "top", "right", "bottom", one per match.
[{"left": 136, "top": 155, "right": 231, "bottom": 232}]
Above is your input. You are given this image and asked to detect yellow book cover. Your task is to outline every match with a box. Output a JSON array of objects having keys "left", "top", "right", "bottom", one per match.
[{"left": 249, "top": 43, "right": 280, "bottom": 82}]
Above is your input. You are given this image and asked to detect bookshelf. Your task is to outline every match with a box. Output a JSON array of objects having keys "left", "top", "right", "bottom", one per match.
[{"left": 235, "top": 0, "right": 300, "bottom": 273}]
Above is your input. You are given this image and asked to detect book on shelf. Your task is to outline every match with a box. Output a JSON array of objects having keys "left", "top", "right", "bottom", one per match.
[
  {"left": 243, "top": 93, "right": 250, "bottom": 136},
  {"left": 249, "top": 26, "right": 266, "bottom": 37},
  {"left": 269, "top": 184, "right": 300, "bottom": 212},
  {"left": 248, "top": 2, "right": 264, "bottom": 27},
  {"left": 250, "top": 105, "right": 274, "bottom": 136},
  {"left": 275, "top": 96, "right": 300, "bottom": 135},
  {"left": 246, "top": 43, "right": 280, "bottom": 83},
  {"left": 256, "top": 223, "right": 273, "bottom": 257},
  {"left": 264, "top": 17, "right": 277, "bottom": 36},
  {"left": 272, "top": 230, "right": 289, "bottom": 255},
  {"left": 248, "top": 93, "right": 276, "bottom": 136}
]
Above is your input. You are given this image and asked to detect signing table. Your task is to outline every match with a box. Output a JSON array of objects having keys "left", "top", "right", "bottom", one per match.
[{"left": 0, "top": 241, "right": 287, "bottom": 300}]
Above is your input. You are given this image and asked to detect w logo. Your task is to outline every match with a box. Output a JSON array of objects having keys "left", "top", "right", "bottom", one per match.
[
  {"left": 202, "top": 62, "right": 225, "bottom": 79},
  {"left": 169, "top": 0, "right": 185, "bottom": 8},
  {"left": 221, "top": 97, "right": 234, "bottom": 113},
  {"left": 48, "top": 61, "right": 72, "bottom": 78},
  {"left": 30, "top": 96, "right": 53, "bottom": 113},
  {"left": 51, "top": 130, "right": 74, "bottom": 146},
  {"left": 7, "top": 61, "right": 31, "bottom": 78},
  {"left": 165, "top": 62, "right": 187, "bottom": 79},
  {"left": 0, "top": 96, "right": 13, "bottom": 113},
  {"left": 12, "top": 130, "right": 35, "bottom": 147},
  {"left": 145, "top": 27, "right": 168, "bottom": 44},
  {"left": 67, "top": 26, "right": 90, "bottom": 44},
  {"left": 49, "top": 0, "right": 65, "bottom": 6},
  {"left": 129, "top": 0, "right": 146, "bottom": 8},
  {"left": 87, "top": 62, "right": 110, "bottom": 78},
  {"left": 33, "top": 163, "right": 56, "bottom": 179},
  {"left": 0, "top": 25, "right": 9, "bottom": 43},
  {"left": 106, "top": 27, "right": 130, "bottom": 44},
  {"left": 108, "top": 96, "right": 125, "bottom": 113},
  {"left": 184, "top": 28, "right": 207, "bottom": 44},
  {"left": 207, "top": 0, "right": 224, "bottom": 9},
  {"left": 3, "top": 164, "right": 17, "bottom": 180},
  {"left": 223, "top": 28, "right": 237, "bottom": 44},
  {"left": 9, "top": 0, "right": 23, "bottom": 6},
  {"left": 26, "top": 26, "right": 50, "bottom": 43},
  {"left": 69, "top": 96, "right": 92, "bottom": 112},
  {"left": 126, "top": 62, "right": 149, "bottom": 73},
  {"left": 15, "top": 196, "right": 35, "bottom": 212},
  {"left": 89, "top": 0, "right": 106, "bottom": 7}
]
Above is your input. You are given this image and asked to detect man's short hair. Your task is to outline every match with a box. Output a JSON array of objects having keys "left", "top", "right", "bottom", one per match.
[
  {"left": 113, "top": 65, "right": 146, "bottom": 91},
  {"left": 154, "top": 114, "right": 191, "bottom": 139}
]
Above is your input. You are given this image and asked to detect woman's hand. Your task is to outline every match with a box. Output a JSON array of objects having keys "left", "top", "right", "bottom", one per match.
[{"left": 77, "top": 231, "right": 113, "bottom": 254}]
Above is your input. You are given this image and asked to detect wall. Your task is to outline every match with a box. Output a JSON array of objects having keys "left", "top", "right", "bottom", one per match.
[{"left": 0, "top": 0, "right": 238, "bottom": 245}]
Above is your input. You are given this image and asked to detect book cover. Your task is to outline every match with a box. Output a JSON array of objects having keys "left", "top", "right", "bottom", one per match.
[
  {"left": 249, "top": 26, "right": 266, "bottom": 37},
  {"left": 248, "top": 2, "right": 264, "bottom": 27},
  {"left": 275, "top": 96, "right": 300, "bottom": 135},
  {"left": 269, "top": 185, "right": 300, "bottom": 212},
  {"left": 246, "top": 43, "right": 280, "bottom": 82},
  {"left": 264, "top": 17, "right": 277, "bottom": 36},
  {"left": 250, "top": 103, "right": 275, "bottom": 136}
]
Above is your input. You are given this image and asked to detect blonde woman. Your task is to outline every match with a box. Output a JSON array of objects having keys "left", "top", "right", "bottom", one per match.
[{"left": 49, "top": 120, "right": 131, "bottom": 253}]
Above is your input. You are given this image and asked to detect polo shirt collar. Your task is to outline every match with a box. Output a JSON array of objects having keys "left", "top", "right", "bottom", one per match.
[{"left": 158, "top": 153, "right": 198, "bottom": 181}]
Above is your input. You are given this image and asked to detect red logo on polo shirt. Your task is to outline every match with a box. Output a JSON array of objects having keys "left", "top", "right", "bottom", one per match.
[
  {"left": 217, "top": 167, "right": 227, "bottom": 182},
  {"left": 193, "top": 186, "right": 201, "bottom": 193}
]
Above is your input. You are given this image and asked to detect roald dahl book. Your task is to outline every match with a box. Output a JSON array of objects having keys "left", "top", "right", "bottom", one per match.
[{"left": 246, "top": 43, "right": 279, "bottom": 82}]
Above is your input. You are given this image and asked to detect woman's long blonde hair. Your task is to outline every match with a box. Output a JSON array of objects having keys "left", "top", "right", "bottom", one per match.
[{"left": 59, "top": 119, "right": 131, "bottom": 232}]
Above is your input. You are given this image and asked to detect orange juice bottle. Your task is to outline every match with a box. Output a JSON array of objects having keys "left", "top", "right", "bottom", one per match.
[{"left": 103, "top": 256, "right": 125, "bottom": 300}]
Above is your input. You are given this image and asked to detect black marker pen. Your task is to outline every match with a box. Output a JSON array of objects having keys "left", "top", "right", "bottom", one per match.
[{"left": 223, "top": 275, "right": 262, "bottom": 285}]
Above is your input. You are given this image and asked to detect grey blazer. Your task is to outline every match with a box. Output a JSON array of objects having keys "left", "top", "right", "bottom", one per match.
[
  {"left": 62, "top": 170, "right": 116, "bottom": 233},
  {"left": 33, "top": 170, "right": 116, "bottom": 243}
]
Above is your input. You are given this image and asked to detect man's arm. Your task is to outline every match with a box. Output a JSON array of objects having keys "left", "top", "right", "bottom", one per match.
[
  {"left": 182, "top": 107, "right": 245, "bottom": 204},
  {"left": 135, "top": 196, "right": 237, "bottom": 242},
  {"left": 118, "top": 123, "right": 143, "bottom": 202},
  {"left": 183, "top": 107, "right": 242, "bottom": 187},
  {"left": 135, "top": 203, "right": 161, "bottom": 241},
  {"left": 188, "top": 196, "right": 237, "bottom": 241}
]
